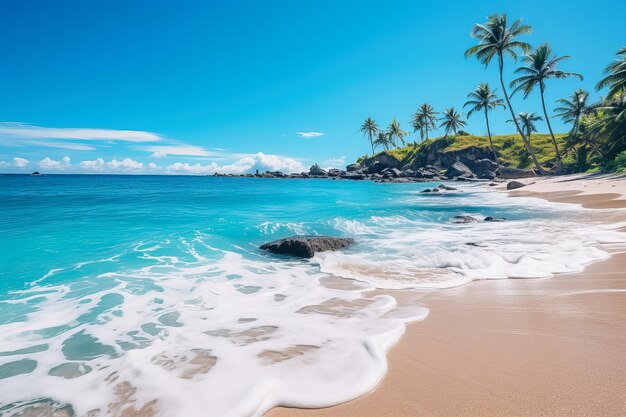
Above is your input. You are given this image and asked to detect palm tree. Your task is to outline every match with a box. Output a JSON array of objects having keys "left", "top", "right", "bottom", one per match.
[
  {"left": 508, "top": 112, "right": 543, "bottom": 139},
  {"left": 554, "top": 89, "right": 589, "bottom": 136},
  {"left": 464, "top": 14, "right": 546, "bottom": 173},
  {"left": 413, "top": 104, "right": 439, "bottom": 140},
  {"left": 464, "top": 83, "right": 505, "bottom": 163},
  {"left": 596, "top": 46, "right": 626, "bottom": 100},
  {"left": 439, "top": 107, "right": 467, "bottom": 137},
  {"left": 359, "top": 117, "right": 379, "bottom": 155},
  {"left": 387, "top": 119, "right": 408, "bottom": 148},
  {"left": 373, "top": 131, "right": 392, "bottom": 151},
  {"left": 589, "top": 92, "right": 626, "bottom": 160},
  {"left": 510, "top": 43, "right": 583, "bottom": 164}
]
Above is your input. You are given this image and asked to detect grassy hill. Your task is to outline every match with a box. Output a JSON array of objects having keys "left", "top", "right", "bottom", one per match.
[{"left": 357, "top": 133, "right": 571, "bottom": 170}]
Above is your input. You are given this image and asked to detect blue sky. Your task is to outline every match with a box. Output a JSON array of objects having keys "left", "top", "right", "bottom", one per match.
[{"left": 1, "top": 0, "right": 625, "bottom": 174}]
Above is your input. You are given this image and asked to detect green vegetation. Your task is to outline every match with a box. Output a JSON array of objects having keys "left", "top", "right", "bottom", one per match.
[{"left": 356, "top": 13, "right": 626, "bottom": 175}]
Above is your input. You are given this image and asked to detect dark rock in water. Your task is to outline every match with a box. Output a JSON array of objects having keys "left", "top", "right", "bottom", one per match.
[
  {"left": 309, "top": 164, "right": 327, "bottom": 176},
  {"left": 488, "top": 182, "right": 498, "bottom": 187},
  {"left": 346, "top": 163, "right": 361, "bottom": 172},
  {"left": 451, "top": 215, "right": 479, "bottom": 223},
  {"left": 260, "top": 236, "right": 354, "bottom": 258},
  {"left": 506, "top": 180, "right": 527, "bottom": 190},
  {"left": 31, "top": 171, "right": 41, "bottom": 176},
  {"left": 465, "top": 242, "right": 487, "bottom": 247},
  {"left": 445, "top": 161, "right": 474, "bottom": 179},
  {"left": 327, "top": 168, "right": 345, "bottom": 177},
  {"left": 437, "top": 184, "right": 457, "bottom": 191},
  {"left": 421, "top": 188, "right": 440, "bottom": 193},
  {"left": 484, "top": 216, "right": 506, "bottom": 222}
]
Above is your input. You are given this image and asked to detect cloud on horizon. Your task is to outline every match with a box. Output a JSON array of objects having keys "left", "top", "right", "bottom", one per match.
[
  {"left": 0, "top": 157, "right": 30, "bottom": 169},
  {"left": 0, "top": 123, "right": 162, "bottom": 143},
  {"left": 297, "top": 132, "right": 325, "bottom": 138},
  {"left": 166, "top": 152, "right": 306, "bottom": 175},
  {"left": 141, "top": 144, "right": 220, "bottom": 158}
]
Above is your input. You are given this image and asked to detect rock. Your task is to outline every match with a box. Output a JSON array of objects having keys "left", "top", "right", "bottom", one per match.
[
  {"left": 346, "top": 163, "right": 361, "bottom": 172},
  {"left": 451, "top": 215, "right": 479, "bottom": 223},
  {"left": 445, "top": 161, "right": 474, "bottom": 179},
  {"left": 389, "top": 168, "right": 402, "bottom": 178},
  {"left": 421, "top": 188, "right": 440, "bottom": 193},
  {"left": 506, "top": 180, "right": 527, "bottom": 190},
  {"left": 488, "top": 182, "right": 498, "bottom": 187},
  {"left": 340, "top": 172, "right": 366, "bottom": 180},
  {"left": 484, "top": 216, "right": 506, "bottom": 222},
  {"left": 362, "top": 152, "right": 401, "bottom": 173},
  {"left": 31, "top": 171, "right": 41, "bottom": 176},
  {"left": 260, "top": 236, "right": 355, "bottom": 258},
  {"left": 499, "top": 167, "right": 537, "bottom": 179},
  {"left": 402, "top": 169, "right": 415, "bottom": 177},
  {"left": 309, "top": 164, "right": 327, "bottom": 176},
  {"left": 437, "top": 184, "right": 457, "bottom": 191},
  {"left": 466, "top": 158, "right": 498, "bottom": 179},
  {"left": 327, "top": 168, "right": 345, "bottom": 177}
]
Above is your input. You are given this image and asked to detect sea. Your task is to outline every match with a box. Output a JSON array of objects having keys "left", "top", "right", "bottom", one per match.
[{"left": 0, "top": 174, "right": 624, "bottom": 417}]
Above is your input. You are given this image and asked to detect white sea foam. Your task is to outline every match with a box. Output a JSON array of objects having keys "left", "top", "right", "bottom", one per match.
[{"left": 0, "top": 185, "right": 624, "bottom": 417}]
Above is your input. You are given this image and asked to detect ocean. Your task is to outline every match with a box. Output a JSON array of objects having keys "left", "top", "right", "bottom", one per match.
[{"left": 0, "top": 174, "right": 623, "bottom": 417}]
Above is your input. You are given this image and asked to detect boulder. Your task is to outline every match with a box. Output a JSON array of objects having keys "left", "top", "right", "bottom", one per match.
[
  {"left": 445, "top": 161, "right": 474, "bottom": 179},
  {"left": 260, "top": 236, "right": 355, "bottom": 258},
  {"left": 437, "top": 184, "right": 457, "bottom": 191},
  {"left": 389, "top": 168, "right": 402, "bottom": 178},
  {"left": 499, "top": 167, "right": 537, "bottom": 179},
  {"left": 341, "top": 172, "right": 366, "bottom": 180},
  {"left": 362, "top": 152, "right": 401, "bottom": 173},
  {"left": 506, "top": 181, "right": 527, "bottom": 190},
  {"left": 466, "top": 158, "right": 498, "bottom": 179},
  {"left": 309, "top": 164, "right": 327, "bottom": 176},
  {"left": 484, "top": 216, "right": 506, "bottom": 222},
  {"left": 402, "top": 169, "right": 415, "bottom": 177},
  {"left": 327, "top": 169, "right": 345, "bottom": 177},
  {"left": 451, "top": 215, "right": 479, "bottom": 223},
  {"left": 346, "top": 163, "right": 361, "bottom": 172},
  {"left": 421, "top": 188, "right": 440, "bottom": 193}
]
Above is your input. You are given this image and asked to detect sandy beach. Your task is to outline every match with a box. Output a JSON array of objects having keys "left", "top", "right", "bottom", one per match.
[{"left": 267, "top": 174, "right": 626, "bottom": 417}]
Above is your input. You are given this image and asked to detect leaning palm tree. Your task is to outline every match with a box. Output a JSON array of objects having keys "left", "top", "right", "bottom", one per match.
[
  {"left": 439, "top": 107, "right": 467, "bottom": 137},
  {"left": 387, "top": 119, "right": 408, "bottom": 148},
  {"left": 554, "top": 89, "right": 589, "bottom": 136},
  {"left": 596, "top": 46, "right": 626, "bottom": 100},
  {"left": 413, "top": 104, "right": 439, "bottom": 140},
  {"left": 411, "top": 115, "right": 425, "bottom": 143},
  {"left": 373, "top": 131, "right": 392, "bottom": 151},
  {"left": 510, "top": 43, "right": 583, "bottom": 164},
  {"left": 464, "top": 83, "right": 506, "bottom": 162},
  {"left": 464, "top": 14, "right": 546, "bottom": 174},
  {"left": 359, "top": 117, "right": 379, "bottom": 155},
  {"left": 589, "top": 91, "right": 626, "bottom": 160}
]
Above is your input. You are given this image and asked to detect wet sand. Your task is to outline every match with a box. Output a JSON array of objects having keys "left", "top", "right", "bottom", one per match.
[{"left": 267, "top": 175, "right": 626, "bottom": 417}]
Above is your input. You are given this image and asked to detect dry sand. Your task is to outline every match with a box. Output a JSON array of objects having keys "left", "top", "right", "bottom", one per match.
[{"left": 267, "top": 174, "right": 626, "bottom": 417}]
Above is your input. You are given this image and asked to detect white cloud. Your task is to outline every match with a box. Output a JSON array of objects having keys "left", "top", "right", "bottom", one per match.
[
  {"left": 143, "top": 145, "right": 218, "bottom": 158},
  {"left": 297, "top": 132, "right": 325, "bottom": 138},
  {"left": 106, "top": 158, "right": 144, "bottom": 171},
  {"left": 28, "top": 140, "right": 97, "bottom": 151},
  {"left": 322, "top": 156, "right": 346, "bottom": 169},
  {"left": 165, "top": 152, "right": 306, "bottom": 175},
  {"left": 0, "top": 123, "right": 161, "bottom": 143},
  {"left": 79, "top": 158, "right": 105, "bottom": 171},
  {"left": 13, "top": 157, "right": 29, "bottom": 168},
  {"left": 39, "top": 156, "right": 71, "bottom": 170},
  {"left": 148, "top": 162, "right": 158, "bottom": 170}
]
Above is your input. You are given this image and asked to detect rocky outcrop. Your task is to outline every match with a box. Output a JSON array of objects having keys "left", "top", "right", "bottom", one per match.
[
  {"left": 445, "top": 161, "right": 474, "bottom": 179},
  {"left": 499, "top": 167, "right": 537, "bottom": 179},
  {"left": 362, "top": 152, "right": 401, "bottom": 173},
  {"left": 346, "top": 163, "right": 361, "bottom": 172},
  {"left": 451, "top": 215, "right": 480, "bottom": 223},
  {"left": 309, "top": 164, "right": 327, "bottom": 176},
  {"left": 260, "top": 236, "right": 355, "bottom": 258}
]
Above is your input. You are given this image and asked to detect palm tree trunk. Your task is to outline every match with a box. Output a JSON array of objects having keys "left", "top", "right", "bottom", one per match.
[
  {"left": 484, "top": 108, "right": 499, "bottom": 166},
  {"left": 498, "top": 55, "right": 546, "bottom": 174},
  {"left": 369, "top": 133, "right": 374, "bottom": 155},
  {"left": 539, "top": 83, "right": 561, "bottom": 165}
]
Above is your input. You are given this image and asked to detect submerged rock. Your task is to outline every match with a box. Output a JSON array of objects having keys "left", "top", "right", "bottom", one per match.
[
  {"left": 437, "top": 183, "right": 457, "bottom": 191},
  {"left": 260, "top": 236, "right": 354, "bottom": 258},
  {"left": 484, "top": 216, "right": 506, "bottom": 222},
  {"left": 451, "top": 215, "right": 479, "bottom": 223}
]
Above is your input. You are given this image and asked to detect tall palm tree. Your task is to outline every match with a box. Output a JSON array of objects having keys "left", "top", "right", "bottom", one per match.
[
  {"left": 596, "top": 46, "right": 626, "bottom": 100},
  {"left": 411, "top": 113, "right": 425, "bottom": 142},
  {"left": 359, "top": 117, "right": 379, "bottom": 155},
  {"left": 387, "top": 118, "right": 408, "bottom": 148},
  {"left": 373, "top": 131, "right": 392, "bottom": 151},
  {"left": 508, "top": 112, "right": 543, "bottom": 139},
  {"left": 554, "top": 89, "right": 589, "bottom": 136},
  {"left": 439, "top": 107, "right": 467, "bottom": 137},
  {"left": 464, "top": 82, "right": 506, "bottom": 162},
  {"left": 510, "top": 43, "right": 583, "bottom": 164},
  {"left": 413, "top": 104, "right": 439, "bottom": 140},
  {"left": 464, "top": 14, "right": 546, "bottom": 173},
  {"left": 589, "top": 92, "right": 626, "bottom": 160}
]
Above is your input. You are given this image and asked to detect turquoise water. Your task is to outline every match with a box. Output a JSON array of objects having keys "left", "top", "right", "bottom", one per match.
[{"left": 0, "top": 175, "right": 621, "bottom": 417}]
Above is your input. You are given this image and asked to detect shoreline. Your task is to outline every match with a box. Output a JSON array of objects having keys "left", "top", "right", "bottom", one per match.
[{"left": 267, "top": 174, "right": 626, "bottom": 417}]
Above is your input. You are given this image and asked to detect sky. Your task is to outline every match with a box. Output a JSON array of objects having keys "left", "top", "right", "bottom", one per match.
[{"left": 1, "top": 0, "right": 625, "bottom": 174}]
